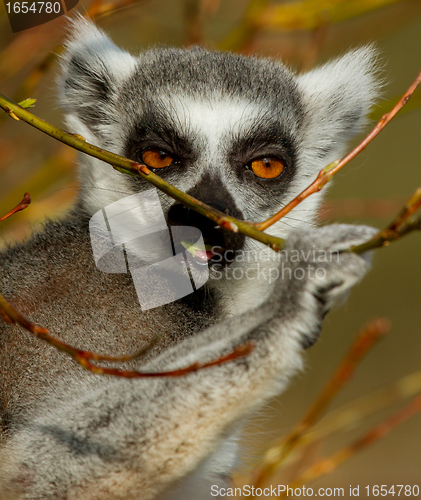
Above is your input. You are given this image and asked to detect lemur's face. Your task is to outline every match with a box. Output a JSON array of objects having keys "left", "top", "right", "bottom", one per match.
[
  {"left": 122, "top": 94, "right": 300, "bottom": 269},
  {"left": 60, "top": 19, "right": 377, "bottom": 310},
  {"left": 110, "top": 47, "right": 306, "bottom": 273}
]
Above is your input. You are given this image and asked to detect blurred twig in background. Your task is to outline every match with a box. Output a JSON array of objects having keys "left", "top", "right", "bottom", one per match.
[
  {"left": 280, "top": 394, "right": 421, "bottom": 494},
  {"left": 252, "top": 319, "right": 390, "bottom": 489}
]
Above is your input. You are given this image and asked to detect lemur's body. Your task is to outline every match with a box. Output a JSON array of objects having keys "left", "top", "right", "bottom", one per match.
[{"left": 0, "top": 19, "right": 378, "bottom": 499}]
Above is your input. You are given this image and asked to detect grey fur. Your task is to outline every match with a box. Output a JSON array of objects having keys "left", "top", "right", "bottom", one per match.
[{"left": 0, "top": 18, "right": 379, "bottom": 499}]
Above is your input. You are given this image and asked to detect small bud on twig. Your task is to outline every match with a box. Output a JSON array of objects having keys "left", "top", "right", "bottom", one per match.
[{"left": 0, "top": 193, "right": 31, "bottom": 222}]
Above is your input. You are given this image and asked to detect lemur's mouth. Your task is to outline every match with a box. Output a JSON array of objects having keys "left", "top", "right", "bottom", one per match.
[
  {"left": 181, "top": 240, "right": 225, "bottom": 263},
  {"left": 168, "top": 203, "right": 245, "bottom": 268},
  {"left": 179, "top": 223, "right": 227, "bottom": 265},
  {"left": 182, "top": 242, "right": 215, "bottom": 262}
]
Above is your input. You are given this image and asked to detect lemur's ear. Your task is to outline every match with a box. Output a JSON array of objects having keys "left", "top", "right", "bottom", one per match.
[
  {"left": 297, "top": 47, "right": 380, "bottom": 161},
  {"left": 58, "top": 16, "right": 136, "bottom": 135}
]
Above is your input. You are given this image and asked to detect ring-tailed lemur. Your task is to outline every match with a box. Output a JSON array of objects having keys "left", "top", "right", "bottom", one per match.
[{"left": 0, "top": 18, "right": 379, "bottom": 500}]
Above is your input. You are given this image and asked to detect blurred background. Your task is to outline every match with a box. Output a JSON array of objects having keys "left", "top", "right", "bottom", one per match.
[{"left": 0, "top": 0, "right": 420, "bottom": 495}]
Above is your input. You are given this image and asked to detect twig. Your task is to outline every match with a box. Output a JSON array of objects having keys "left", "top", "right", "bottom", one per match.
[
  {"left": 349, "top": 187, "right": 421, "bottom": 254},
  {"left": 313, "top": 369, "right": 421, "bottom": 441},
  {"left": 386, "top": 187, "right": 421, "bottom": 231},
  {"left": 0, "top": 92, "right": 285, "bottom": 252},
  {"left": 0, "top": 193, "right": 31, "bottom": 222},
  {"left": 0, "top": 292, "right": 253, "bottom": 377},
  {"left": 251, "top": 368, "right": 421, "bottom": 485},
  {"left": 285, "top": 394, "right": 421, "bottom": 492},
  {"left": 252, "top": 319, "right": 390, "bottom": 489},
  {"left": 256, "top": 69, "right": 421, "bottom": 231},
  {"left": 371, "top": 87, "right": 421, "bottom": 121},
  {"left": 252, "top": 368, "right": 421, "bottom": 481},
  {"left": 350, "top": 214, "right": 421, "bottom": 253}
]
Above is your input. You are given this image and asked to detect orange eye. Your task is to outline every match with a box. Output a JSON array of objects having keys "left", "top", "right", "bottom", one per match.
[
  {"left": 142, "top": 149, "right": 174, "bottom": 169},
  {"left": 250, "top": 157, "right": 285, "bottom": 179}
]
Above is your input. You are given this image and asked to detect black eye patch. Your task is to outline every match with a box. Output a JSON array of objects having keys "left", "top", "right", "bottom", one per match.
[
  {"left": 228, "top": 119, "right": 297, "bottom": 190},
  {"left": 123, "top": 108, "right": 196, "bottom": 164}
]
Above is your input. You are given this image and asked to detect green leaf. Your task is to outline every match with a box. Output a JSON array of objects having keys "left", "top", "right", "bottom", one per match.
[{"left": 18, "top": 98, "right": 37, "bottom": 109}]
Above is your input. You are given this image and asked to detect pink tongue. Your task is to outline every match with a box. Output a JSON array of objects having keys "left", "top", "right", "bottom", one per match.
[{"left": 195, "top": 250, "right": 215, "bottom": 261}]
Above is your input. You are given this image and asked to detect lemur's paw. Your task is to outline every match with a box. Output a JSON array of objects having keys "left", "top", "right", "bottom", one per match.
[{"left": 275, "top": 224, "right": 377, "bottom": 348}]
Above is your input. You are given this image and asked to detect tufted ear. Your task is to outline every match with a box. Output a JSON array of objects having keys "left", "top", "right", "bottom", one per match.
[
  {"left": 58, "top": 16, "right": 136, "bottom": 137},
  {"left": 296, "top": 47, "right": 381, "bottom": 162}
]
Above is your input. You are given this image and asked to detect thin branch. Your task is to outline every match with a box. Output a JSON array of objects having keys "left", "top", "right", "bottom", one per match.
[
  {"left": 256, "top": 69, "right": 421, "bottom": 231},
  {"left": 0, "top": 292, "right": 253, "bottom": 377},
  {"left": 386, "top": 187, "right": 421, "bottom": 231},
  {"left": 312, "top": 369, "right": 421, "bottom": 441},
  {"left": 252, "top": 318, "right": 390, "bottom": 488},
  {"left": 0, "top": 193, "right": 31, "bottom": 222},
  {"left": 371, "top": 87, "right": 421, "bottom": 121},
  {"left": 349, "top": 187, "right": 421, "bottom": 254},
  {"left": 253, "top": 368, "right": 421, "bottom": 480},
  {"left": 350, "top": 214, "right": 421, "bottom": 253},
  {"left": 0, "top": 292, "right": 156, "bottom": 362},
  {"left": 0, "top": 92, "right": 285, "bottom": 252},
  {"left": 285, "top": 394, "right": 421, "bottom": 491}
]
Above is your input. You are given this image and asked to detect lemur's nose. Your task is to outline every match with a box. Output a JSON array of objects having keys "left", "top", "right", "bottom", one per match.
[{"left": 167, "top": 176, "right": 246, "bottom": 265}]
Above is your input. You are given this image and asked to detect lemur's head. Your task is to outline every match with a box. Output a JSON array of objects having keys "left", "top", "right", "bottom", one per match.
[{"left": 59, "top": 18, "right": 378, "bottom": 313}]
